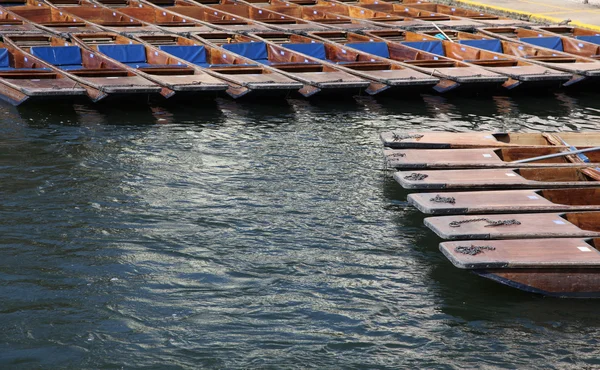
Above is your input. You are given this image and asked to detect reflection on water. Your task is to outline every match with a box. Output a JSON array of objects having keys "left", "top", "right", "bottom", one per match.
[{"left": 2, "top": 93, "right": 600, "bottom": 368}]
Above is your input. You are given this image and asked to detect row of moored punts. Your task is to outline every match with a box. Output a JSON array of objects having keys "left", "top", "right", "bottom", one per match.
[
  {"left": 2, "top": 0, "right": 600, "bottom": 104},
  {"left": 382, "top": 131, "right": 600, "bottom": 298}
]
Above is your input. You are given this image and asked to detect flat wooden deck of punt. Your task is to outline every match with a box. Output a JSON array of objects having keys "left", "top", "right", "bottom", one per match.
[
  {"left": 352, "top": 69, "right": 438, "bottom": 85},
  {"left": 394, "top": 168, "right": 600, "bottom": 190},
  {"left": 286, "top": 71, "right": 366, "bottom": 86},
  {"left": 408, "top": 188, "right": 600, "bottom": 215},
  {"left": 384, "top": 147, "right": 600, "bottom": 169},
  {"left": 424, "top": 212, "right": 600, "bottom": 240},
  {"left": 5, "top": 78, "right": 87, "bottom": 96},
  {"left": 379, "top": 132, "right": 600, "bottom": 149},
  {"left": 481, "top": 65, "right": 570, "bottom": 81},
  {"left": 440, "top": 239, "right": 600, "bottom": 269},
  {"left": 210, "top": 72, "right": 302, "bottom": 88}
]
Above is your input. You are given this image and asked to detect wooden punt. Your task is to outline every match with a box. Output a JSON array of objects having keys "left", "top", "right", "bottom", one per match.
[
  {"left": 409, "top": 188, "right": 600, "bottom": 215},
  {"left": 402, "top": 31, "right": 571, "bottom": 91},
  {"left": 0, "top": 7, "right": 43, "bottom": 33},
  {"left": 370, "top": 1, "right": 532, "bottom": 27},
  {"left": 183, "top": 0, "right": 337, "bottom": 31},
  {"left": 43, "top": 0, "right": 164, "bottom": 33},
  {"left": 272, "top": 0, "right": 432, "bottom": 29},
  {"left": 310, "top": 30, "right": 507, "bottom": 93},
  {"left": 384, "top": 146, "right": 600, "bottom": 170},
  {"left": 241, "top": 31, "right": 440, "bottom": 96},
  {"left": 477, "top": 27, "right": 600, "bottom": 80},
  {"left": 417, "top": 29, "right": 599, "bottom": 88},
  {"left": 379, "top": 132, "right": 600, "bottom": 149},
  {"left": 312, "top": 0, "right": 484, "bottom": 29},
  {"left": 0, "top": 36, "right": 87, "bottom": 105},
  {"left": 440, "top": 238, "right": 600, "bottom": 297},
  {"left": 69, "top": 32, "right": 233, "bottom": 100},
  {"left": 142, "top": 0, "right": 277, "bottom": 32},
  {"left": 7, "top": 0, "right": 106, "bottom": 33},
  {"left": 3, "top": 33, "right": 162, "bottom": 102},
  {"left": 425, "top": 211, "right": 600, "bottom": 240},
  {"left": 84, "top": 0, "right": 217, "bottom": 33},
  {"left": 235, "top": 0, "right": 402, "bottom": 29},
  {"left": 394, "top": 167, "right": 600, "bottom": 190},
  {"left": 127, "top": 32, "right": 303, "bottom": 99},
  {"left": 189, "top": 32, "right": 370, "bottom": 98}
]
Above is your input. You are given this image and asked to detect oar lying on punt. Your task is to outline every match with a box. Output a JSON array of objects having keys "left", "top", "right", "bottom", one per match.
[
  {"left": 384, "top": 146, "right": 600, "bottom": 169},
  {"left": 189, "top": 32, "right": 370, "bottom": 98},
  {"left": 4, "top": 33, "right": 162, "bottom": 103},
  {"left": 440, "top": 238, "right": 600, "bottom": 297},
  {"left": 395, "top": 167, "right": 600, "bottom": 190},
  {"left": 380, "top": 131, "right": 600, "bottom": 149},
  {"left": 306, "top": 30, "right": 508, "bottom": 94},
  {"left": 69, "top": 32, "right": 238, "bottom": 100},
  {"left": 409, "top": 188, "right": 600, "bottom": 215},
  {"left": 0, "top": 36, "right": 87, "bottom": 105},
  {"left": 425, "top": 211, "right": 600, "bottom": 240}
]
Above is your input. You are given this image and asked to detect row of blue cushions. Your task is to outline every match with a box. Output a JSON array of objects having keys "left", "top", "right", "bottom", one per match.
[{"left": 220, "top": 41, "right": 394, "bottom": 63}]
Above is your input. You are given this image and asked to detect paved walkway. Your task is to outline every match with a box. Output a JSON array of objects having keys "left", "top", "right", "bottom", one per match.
[{"left": 439, "top": 0, "right": 600, "bottom": 31}]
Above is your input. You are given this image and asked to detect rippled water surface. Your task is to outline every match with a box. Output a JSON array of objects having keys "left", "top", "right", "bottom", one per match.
[{"left": 3, "top": 93, "right": 600, "bottom": 368}]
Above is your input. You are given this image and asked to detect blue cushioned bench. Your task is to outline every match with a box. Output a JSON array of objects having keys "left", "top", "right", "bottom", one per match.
[
  {"left": 458, "top": 39, "right": 503, "bottom": 53},
  {"left": 401, "top": 41, "right": 445, "bottom": 56},
  {"left": 576, "top": 35, "right": 600, "bottom": 45},
  {"left": 98, "top": 44, "right": 152, "bottom": 68},
  {"left": 519, "top": 37, "right": 563, "bottom": 52},
  {"left": 158, "top": 45, "right": 208, "bottom": 67},
  {"left": 30, "top": 46, "right": 84, "bottom": 71},
  {"left": 281, "top": 42, "right": 327, "bottom": 61},
  {"left": 222, "top": 42, "right": 272, "bottom": 65},
  {"left": 345, "top": 42, "right": 390, "bottom": 58}
]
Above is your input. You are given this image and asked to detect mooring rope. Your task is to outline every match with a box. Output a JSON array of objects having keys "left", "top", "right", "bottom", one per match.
[
  {"left": 430, "top": 195, "right": 455, "bottom": 204},
  {"left": 392, "top": 132, "right": 424, "bottom": 142},
  {"left": 404, "top": 173, "right": 428, "bottom": 181},
  {"left": 449, "top": 218, "right": 521, "bottom": 228},
  {"left": 454, "top": 245, "right": 496, "bottom": 255}
]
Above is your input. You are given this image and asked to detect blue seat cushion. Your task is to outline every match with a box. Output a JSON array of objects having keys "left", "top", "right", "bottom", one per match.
[
  {"left": 458, "top": 39, "right": 503, "bottom": 53},
  {"left": 159, "top": 45, "right": 206, "bottom": 65},
  {"left": 576, "top": 35, "right": 600, "bottom": 45},
  {"left": 0, "top": 48, "right": 9, "bottom": 68},
  {"left": 98, "top": 44, "right": 147, "bottom": 64},
  {"left": 402, "top": 41, "right": 445, "bottom": 56},
  {"left": 31, "top": 46, "right": 82, "bottom": 67},
  {"left": 281, "top": 42, "right": 327, "bottom": 60},
  {"left": 222, "top": 42, "right": 269, "bottom": 64},
  {"left": 345, "top": 42, "right": 390, "bottom": 58},
  {"left": 519, "top": 37, "right": 563, "bottom": 51}
]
